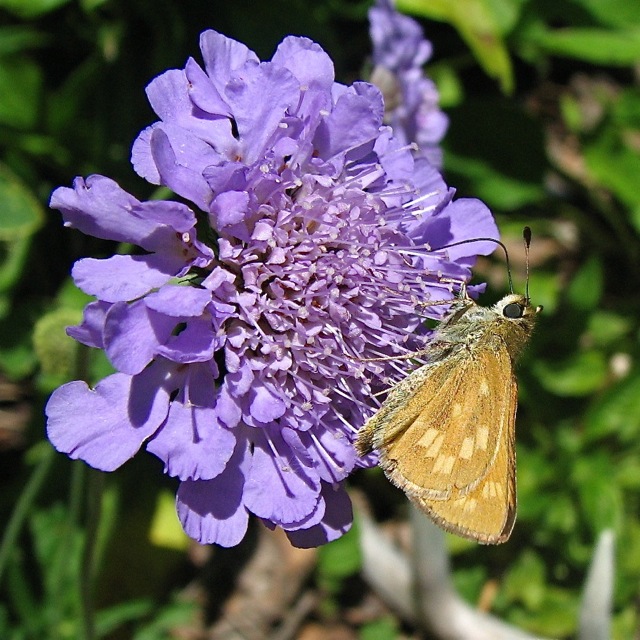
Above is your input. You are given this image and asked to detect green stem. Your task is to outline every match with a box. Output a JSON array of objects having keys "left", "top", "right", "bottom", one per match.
[
  {"left": 79, "top": 469, "right": 105, "bottom": 640},
  {"left": 48, "top": 460, "right": 86, "bottom": 633},
  {"left": 0, "top": 444, "right": 55, "bottom": 585}
]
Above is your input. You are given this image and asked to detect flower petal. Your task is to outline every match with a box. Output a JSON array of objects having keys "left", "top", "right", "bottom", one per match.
[
  {"left": 426, "top": 198, "right": 500, "bottom": 262},
  {"left": 244, "top": 430, "right": 320, "bottom": 525},
  {"left": 214, "top": 382, "right": 243, "bottom": 429},
  {"left": 314, "top": 86, "right": 382, "bottom": 159},
  {"left": 71, "top": 253, "right": 181, "bottom": 303},
  {"left": 185, "top": 57, "right": 231, "bottom": 116},
  {"left": 155, "top": 316, "right": 217, "bottom": 364},
  {"left": 199, "top": 29, "right": 259, "bottom": 90},
  {"left": 104, "top": 300, "right": 176, "bottom": 375},
  {"left": 286, "top": 483, "right": 353, "bottom": 548},
  {"left": 222, "top": 62, "right": 300, "bottom": 164},
  {"left": 147, "top": 401, "right": 236, "bottom": 480},
  {"left": 51, "top": 176, "right": 149, "bottom": 245},
  {"left": 279, "top": 493, "right": 326, "bottom": 531},
  {"left": 210, "top": 190, "right": 250, "bottom": 228},
  {"left": 66, "top": 301, "right": 109, "bottom": 348},
  {"left": 249, "top": 384, "right": 286, "bottom": 423},
  {"left": 271, "top": 36, "right": 334, "bottom": 93},
  {"left": 132, "top": 200, "right": 196, "bottom": 234},
  {"left": 176, "top": 442, "right": 249, "bottom": 547},
  {"left": 144, "top": 285, "right": 212, "bottom": 317},
  {"left": 150, "top": 128, "right": 213, "bottom": 211},
  {"left": 46, "top": 371, "right": 170, "bottom": 471}
]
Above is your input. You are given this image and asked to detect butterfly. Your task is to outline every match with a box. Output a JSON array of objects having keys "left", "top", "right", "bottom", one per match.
[{"left": 356, "top": 229, "right": 542, "bottom": 544}]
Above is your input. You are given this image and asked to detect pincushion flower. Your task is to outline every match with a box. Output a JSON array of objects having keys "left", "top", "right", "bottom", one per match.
[
  {"left": 46, "top": 30, "right": 498, "bottom": 548},
  {"left": 369, "top": 0, "right": 448, "bottom": 167}
]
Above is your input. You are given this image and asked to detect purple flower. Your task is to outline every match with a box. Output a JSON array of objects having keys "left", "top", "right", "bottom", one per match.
[
  {"left": 369, "top": 0, "right": 448, "bottom": 167},
  {"left": 46, "top": 30, "right": 498, "bottom": 548}
]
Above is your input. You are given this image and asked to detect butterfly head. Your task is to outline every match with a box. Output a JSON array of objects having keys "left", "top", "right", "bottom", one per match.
[
  {"left": 495, "top": 293, "right": 542, "bottom": 321},
  {"left": 492, "top": 293, "right": 542, "bottom": 356}
]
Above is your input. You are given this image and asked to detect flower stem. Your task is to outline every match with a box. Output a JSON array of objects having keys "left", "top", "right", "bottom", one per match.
[
  {"left": 79, "top": 468, "right": 105, "bottom": 640},
  {"left": 0, "top": 444, "right": 55, "bottom": 586}
]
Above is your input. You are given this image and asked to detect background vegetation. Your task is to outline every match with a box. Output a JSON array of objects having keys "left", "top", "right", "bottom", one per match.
[{"left": 1, "top": 0, "right": 639, "bottom": 637}]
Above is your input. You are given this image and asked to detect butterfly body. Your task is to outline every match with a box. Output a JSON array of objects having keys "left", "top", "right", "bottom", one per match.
[{"left": 356, "top": 292, "right": 540, "bottom": 544}]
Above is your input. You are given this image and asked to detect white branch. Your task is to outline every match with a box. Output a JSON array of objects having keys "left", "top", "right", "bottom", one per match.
[
  {"left": 358, "top": 503, "right": 547, "bottom": 640},
  {"left": 578, "top": 529, "right": 615, "bottom": 640}
]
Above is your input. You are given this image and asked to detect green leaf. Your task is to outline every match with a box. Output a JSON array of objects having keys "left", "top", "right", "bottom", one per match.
[
  {"left": 0, "top": 303, "right": 40, "bottom": 379},
  {"left": 29, "top": 502, "right": 84, "bottom": 626},
  {"left": 534, "top": 350, "right": 608, "bottom": 397},
  {"left": 0, "top": 26, "right": 50, "bottom": 56},
  {"left": 508, "top": 587, "right": 578, "bottom": 637},
  {"left": 428, "top": 63, "right": 464, "bottom": 108},
  {"left": 32, "top": 308, "right": 82, "bottom": 387},
  {"left": 570, "top": 0, "right": 640, "bottom": 29},
  {"left": 526, "top": 269, "right": 560, "bottom": 314},
  {"left": 55, "top": 277, "right": 95, "bottom": 310},
  {"left": 584, "top": 368, "right": 640, "bottom": 442},
  {"left": 398, "top": 0, "right": 515, "bottom": 93},
  {"left": 0, "top": 0, "right": 72, "bottom": 19},
  {"left": 577, "top": 470, "right": 624, "bottom": 535},
  {"left": 148, "top": 490, "right": 189, "bottom": 551},
  {"left": 132, "top": 597, "right": 199, "bottom": 640},
  {"left": 0, "top": 164, "right": 44, "bottom": 240},
  {"left": 79, "top": 0, "right": 110, "bottom": 10},
  {"left": 516, "top": 449, "right": 555, "bottom": 521},
  {"left": 444, "top": 152, "right": 545, "bottom": 209},
  {"left": 611, "top": 87, "right": 640, "bottom": 128},
  {"left": 586, "top": 310, "right": 632, "bottom": 347},
  {"left": 0, "top": 165, "right": 43, "bottom": 297},
  {"left": 543, "top": 493, "right": 578, "bottom": 535},
  {"left": 527, "top": 27, "right": 640, "bottom": 65},
  {"left": 359, "top": 616, "right": 398, "bottom": 640},
  {"left": 451, "top": 565, "right": 487, "bottom": 603},
  {"left": 5, "top": 556, "right": 41, "bottom": 636},
  {"left": 560, "top": 93, "right": 586, "bottom": 133},
  {"left": 444, "top": 99, "right": 546, "bottom": 209},
  {"left": 612, "top": 606, "right": 638, "bottom": 640},
  {"left": 317, "top": 519, "right": 361, "bottom": 594},
  {"left": 615, "top": 455, "right": 640, "bottom": 490},
  {"left": 567, "top": 256, "right": 603, "bottom": 310},
  {"left": 584, "top": 130, "right": 640, "bottom": 215},
  {"left": 502, "top": 550, "right": 546, "bottom": 610},
  {"left": 616, "top": 520, "right": 640, "bottom": 578},
  {"left": 0, "top": 57, "right": 41, "bottom": 129},
  {"left": 95, "top": 599, "right": 154, "bottom": 638}
]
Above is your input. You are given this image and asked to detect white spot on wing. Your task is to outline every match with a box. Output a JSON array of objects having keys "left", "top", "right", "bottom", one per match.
[
  {"left": 463, "top": 498, "right": 477, "bottom": 513},
  {"left": 418, "top": 427, "right": 439, "bottom": 449},
  {"left": 425, "top": 434, "right": 444, "bottom": 458},
  {"left": 459, "top": 436, "right": 475, "bottom": 459},
  {"left": 476, "top": 426, "right": 489, "bottom": 450},
  {"left": 434, "top": 455, "right": 456, "bottom": 474},
  {"left": 482, "top": 481, "right": 501, "bottom": 498}
]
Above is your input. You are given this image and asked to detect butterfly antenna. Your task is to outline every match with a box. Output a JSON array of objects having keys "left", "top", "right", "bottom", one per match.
[
  {"left": 523, "top": 226, "right": 532, "bottom": 302},
  {"left": 431, "top": 236, "right": 514, "bottom": 294}
]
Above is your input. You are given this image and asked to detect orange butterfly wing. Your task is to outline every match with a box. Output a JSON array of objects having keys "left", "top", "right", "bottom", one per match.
[{"left": 359, "top": 338, "right": 518, "bottom": 544}]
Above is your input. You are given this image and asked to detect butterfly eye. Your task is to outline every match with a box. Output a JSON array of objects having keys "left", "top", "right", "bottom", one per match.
[{"left": 503, "top": 302, "right": 525, "bottom": 319}]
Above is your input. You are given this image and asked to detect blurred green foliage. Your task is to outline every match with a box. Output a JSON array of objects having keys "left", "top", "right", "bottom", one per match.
[{"left": 1, "top": 0, "right": 640, "bottom": 638}]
